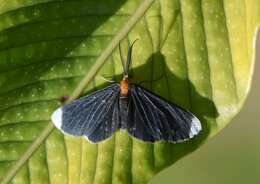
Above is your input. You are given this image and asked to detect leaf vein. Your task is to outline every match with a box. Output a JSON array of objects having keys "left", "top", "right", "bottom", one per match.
[{"left": 221, "top": 0, "right": 239, "bottom": 102}]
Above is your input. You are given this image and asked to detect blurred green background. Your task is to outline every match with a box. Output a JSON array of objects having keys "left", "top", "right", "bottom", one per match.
[{"left": 150, "top": 31, "right": 260, "bottom": 184}]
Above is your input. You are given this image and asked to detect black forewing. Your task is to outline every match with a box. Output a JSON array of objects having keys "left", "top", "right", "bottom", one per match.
[
  {"left": 127, "top": 85, "right": 201, "bottom": 143},
  {"left": 61, "top": 84, "right": 120, "bottom": 143}
]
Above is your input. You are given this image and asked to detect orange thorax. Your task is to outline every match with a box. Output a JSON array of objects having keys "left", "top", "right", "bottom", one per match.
[{"left": 120, "top": 77, "right": 129, "bottom": 96}]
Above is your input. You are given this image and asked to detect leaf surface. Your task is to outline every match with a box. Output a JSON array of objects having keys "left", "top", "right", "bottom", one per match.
[{"left": 0, "top": 0, "right": 259, "bottom": 183}]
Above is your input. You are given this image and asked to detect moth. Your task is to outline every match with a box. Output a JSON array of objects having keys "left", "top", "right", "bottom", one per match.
[{"left": 51, "top": 42, "right": 202, "bottom": 143}]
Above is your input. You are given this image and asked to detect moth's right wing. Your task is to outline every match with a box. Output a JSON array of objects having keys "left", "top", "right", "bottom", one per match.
[
  {"left": 127, "top": 85, "right": 201, "bottom": 143},
  {"left": 51, "top": 84, "right": 120, "bottom": 143}
]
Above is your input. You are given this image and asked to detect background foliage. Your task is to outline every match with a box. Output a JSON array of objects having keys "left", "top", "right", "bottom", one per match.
[
  {"left": 151, "top": 32, "right": 260, "bottom": 184},
  {"left": 0, "top": 0, "right": 259, "bottom": 184}
]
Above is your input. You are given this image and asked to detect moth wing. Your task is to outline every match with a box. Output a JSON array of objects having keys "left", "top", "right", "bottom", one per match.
[
  {"left": 51, "top": 84, "right": 120, "bottom": 143},
  {"left": 127, "top": 85, "right": 202, "bottom": 143}
]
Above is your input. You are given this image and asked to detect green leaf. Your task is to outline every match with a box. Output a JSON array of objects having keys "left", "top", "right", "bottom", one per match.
[{"left": 0, "top": 0, "right": 259, "bottom": 184}]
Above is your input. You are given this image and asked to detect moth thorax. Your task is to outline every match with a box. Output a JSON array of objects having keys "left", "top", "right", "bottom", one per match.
[{"left": 120, "top": 76, "right": 129, "bottom": 96}]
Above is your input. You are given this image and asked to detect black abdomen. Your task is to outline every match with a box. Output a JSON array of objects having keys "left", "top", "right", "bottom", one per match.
[{"left": 119, "top": 96, "right": 129, "bottom": 129}]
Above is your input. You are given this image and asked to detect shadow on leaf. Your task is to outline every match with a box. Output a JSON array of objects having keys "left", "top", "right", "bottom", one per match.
[{"left": 94, "top": 51, "right": 219, "bottom": 173}]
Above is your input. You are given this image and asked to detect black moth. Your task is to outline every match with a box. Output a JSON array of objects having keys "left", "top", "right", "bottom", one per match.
[{"left": 51, "top": 42, "right": 202, "bottom": 143}]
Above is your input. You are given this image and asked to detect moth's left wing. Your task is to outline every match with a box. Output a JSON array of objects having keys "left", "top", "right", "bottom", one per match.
[
  {"left": 51, "top": 84, "right": 120, "bottom": 143},
  {"left": 127, "top": 85, "right": 202, "bottom": 143}
]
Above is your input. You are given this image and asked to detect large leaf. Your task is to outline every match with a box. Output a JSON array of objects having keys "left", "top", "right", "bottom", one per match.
[{"left": 0, "top": 0, "right": 259, "bottom": 183}]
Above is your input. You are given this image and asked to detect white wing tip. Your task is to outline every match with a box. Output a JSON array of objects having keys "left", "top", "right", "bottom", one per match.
[
  {"left": 51, "top": 108, "right": 63, "bottom": 129},
  {"left": 189, "top": 116, "right": 202, "bottom": 137}
]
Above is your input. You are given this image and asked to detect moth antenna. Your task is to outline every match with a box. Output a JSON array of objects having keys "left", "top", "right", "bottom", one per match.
[
  {"left": 125, "top": 39, "right": 138, "bottom": 76},
  {"left": 119, "top": 42, "right": 127, "bottom": 75}
]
